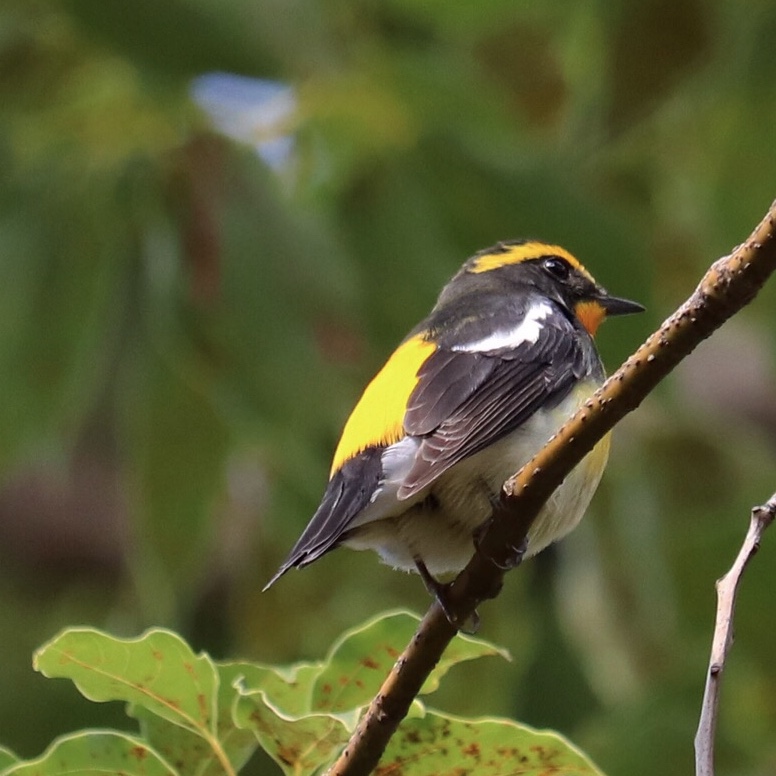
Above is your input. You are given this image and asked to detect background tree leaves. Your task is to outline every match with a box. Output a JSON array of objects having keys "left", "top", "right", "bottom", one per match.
[{"left": 1, "top": 0, "right": 775, "bottom": 773}]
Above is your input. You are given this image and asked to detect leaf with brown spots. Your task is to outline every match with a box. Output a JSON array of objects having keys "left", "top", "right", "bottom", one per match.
[
  {"left": 380, "top": 711, "right": 605, "bottom": 775},
  {"left": 0, "top": 731, "right": 174, "bottom": 776},
  {"left": 131, "top": 662, "right": 266, "bottom": 776},
  {"left": 34, "top": 629, "right": 217, "bottom": 734},
  {"left": 232, "top": 660, "right": 324, "bottom": 717},
  {"left": 33, "top": 628, "right": 235, "bottom": 775},
  {"left": 232, "top": 689, "right": 350, "bottom": 776},
  {"left": 225, "top": 611, "right": 508, "bottom": 774},
  {"left": 310, "top": 610, "right": 508, "bottom": 713}
]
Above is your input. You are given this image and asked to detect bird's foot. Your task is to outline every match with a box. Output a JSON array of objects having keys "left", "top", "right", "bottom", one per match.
[
  {"left": 414, "top": 557, "right": 480, "bottom": 634},
  {"left": 473, "top": 519, "right": 528, "bottom": 573}
]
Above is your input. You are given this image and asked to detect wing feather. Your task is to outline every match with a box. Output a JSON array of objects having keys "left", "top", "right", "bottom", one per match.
[
  {"left": 399, "top": 318, "right": 588, "bottom": 498},
  {"left": 403, "top": 350, "right": 495, "bottom": 435},
  {"left": 263, "top": 448, "right": 382, "bottom": 588}
]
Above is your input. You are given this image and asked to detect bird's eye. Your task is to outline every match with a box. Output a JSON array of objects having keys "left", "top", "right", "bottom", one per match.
[{"left": 542, "top": 257, "right": 571, "bottom": 280}]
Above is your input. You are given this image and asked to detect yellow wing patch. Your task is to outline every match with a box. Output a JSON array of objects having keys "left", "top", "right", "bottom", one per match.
[
  {"left": 470, "top": 241, "right": 590, "bottom": 278},
  {"left": 330, "top": 334, "right": 437, "bottom": 476}
]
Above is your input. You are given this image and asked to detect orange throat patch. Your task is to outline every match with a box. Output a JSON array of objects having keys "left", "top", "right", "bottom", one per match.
[{"left": 574, "top": 301, "right": 606, "bottom": 336}]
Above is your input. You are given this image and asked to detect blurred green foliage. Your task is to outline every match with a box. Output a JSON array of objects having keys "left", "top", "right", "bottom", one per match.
[{"left": 1, "top": 0, "right": 775, "bottom": 773}]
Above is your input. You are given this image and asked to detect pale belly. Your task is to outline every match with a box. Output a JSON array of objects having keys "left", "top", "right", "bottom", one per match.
[{"left": 344, "top": 385, "right": 610, "bottom": 576}]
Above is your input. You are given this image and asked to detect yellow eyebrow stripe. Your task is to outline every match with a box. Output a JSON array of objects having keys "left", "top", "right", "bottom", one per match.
[
  {"left": 470, "top": 242, "right": 587, "bottom": 276},
  {"left": 330, "top": 334, "right": 437, "bottom": 476}
]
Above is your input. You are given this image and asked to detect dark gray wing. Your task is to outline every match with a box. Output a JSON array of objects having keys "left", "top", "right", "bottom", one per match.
[
  {"left": 263, "top": 448, "right": 382, "bottom": 589},
  {"left": 399, "top": 315, "right": 592, "bottom": 498}
]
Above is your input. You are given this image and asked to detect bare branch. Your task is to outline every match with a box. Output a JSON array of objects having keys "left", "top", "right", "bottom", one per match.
[
  {"left": 694, "top": 493, "right": 776, "bottom": 776},
  {"left": 327, "top": 201, "right": 776, "bottom": 776}
]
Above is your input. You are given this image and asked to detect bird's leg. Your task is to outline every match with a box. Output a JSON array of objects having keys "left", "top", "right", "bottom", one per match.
[
  {"left": 471, "top": 481, "right": 529, "bottom": 576},
  {"left": 414, "top": 557, "right": 480, "bottom": 634},
  {"left": 473, "top": 517, "right": 528, "bottom": 572}
]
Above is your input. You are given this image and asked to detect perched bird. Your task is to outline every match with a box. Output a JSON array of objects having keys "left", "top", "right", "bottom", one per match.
[{"left": 264, "top": 241, "right": 643, "bottom": 601}]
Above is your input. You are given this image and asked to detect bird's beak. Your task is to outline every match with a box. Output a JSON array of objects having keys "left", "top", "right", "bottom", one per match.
[{"left": 598, "top": 293, "right": 645, "bottom": 317}]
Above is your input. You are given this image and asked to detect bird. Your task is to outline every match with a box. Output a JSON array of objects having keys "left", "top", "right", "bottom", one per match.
[{"left": 264, "top": 240, "right": 643, "bottom": 608}]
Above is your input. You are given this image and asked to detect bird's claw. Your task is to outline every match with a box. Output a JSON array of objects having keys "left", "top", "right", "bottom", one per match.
[
  {"left": 414, "top": 557, "right": 480, "bottom": 634},
  {"left": 473, "top": 519, "right": 528, "bottom": 571}
]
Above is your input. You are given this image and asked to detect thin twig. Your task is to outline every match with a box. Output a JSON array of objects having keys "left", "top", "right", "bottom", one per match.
[
  {"left": 694, "top": 493, "right": 776, "bottom": 776},
  {"left": 327, "top": 201, "right": 776, "bottom": 776}
]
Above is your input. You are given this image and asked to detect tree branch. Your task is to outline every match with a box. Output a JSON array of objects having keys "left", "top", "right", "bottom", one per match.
[
  {"left": 694, "top": 493, "right": 776, "bottom": 776},
  {"left": 327, "top": 200, "right": 776, "bottom": 776}
]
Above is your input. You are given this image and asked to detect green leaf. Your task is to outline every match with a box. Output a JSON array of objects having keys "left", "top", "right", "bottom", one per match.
[
  {"left": 310, "top": 610, "right": 508, "bottom": 713},
  {"left": 0, "top": 731, "right": 174, "bottom": 776},
  {"left": 230, "top": 660, "right": 324, "bottom": 718},
  {"left": 383, "top": 711, "right": 606, "bottom": 775},
  {"left": 132, "top": 662, "right": 261, "bottom": 776},
  {"left": 130, "top": 710, "right": 214, "bottom": 776},
  {"left": 34, "top": 628, "right": 217, "bottom": 733},
  {"left": 422, "top": 625, "right": 510, "bottom": 696},
  {"left": 232, "top": 690, "right": 349, "bottom": 776},
  {"left": 0, "top": 746, "right": 18, "bottom": 771},
  {"left": 212, "top": 663, "right": 266, "bottom": 770},
  {"left": 33, "top": 628, "right": 236, "bottom": 774}
]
